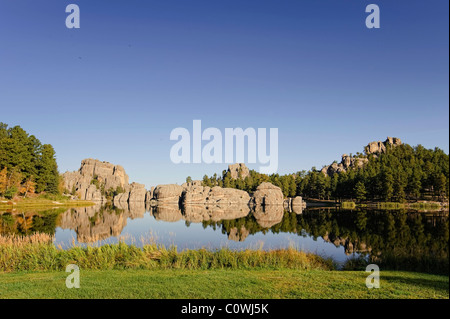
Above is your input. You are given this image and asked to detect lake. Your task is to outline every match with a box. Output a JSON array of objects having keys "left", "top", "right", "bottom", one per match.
[{"left": 1, "top": 203, "right": 448, "bottom": 268}]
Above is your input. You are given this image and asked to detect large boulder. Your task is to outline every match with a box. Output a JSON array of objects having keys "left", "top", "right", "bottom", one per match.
[
  {"left": 181, "top": 184, "right": 250, "bottom": 206},
  {"left": 153, "top": 184, "right": 184, "bottom": 204},
  {"left": 252, "top": 182, "right": 284, "bottom": 206},
  {"left": 291, "top": 196, "right": 305, "bottom": 214},
  {"left": 128, "top": 183, "right": 147, "bottom": 202}
]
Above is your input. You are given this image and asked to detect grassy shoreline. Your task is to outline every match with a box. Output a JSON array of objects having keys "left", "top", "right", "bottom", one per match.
[
  {"left": 0, "top": 235, "right": 448, "bottom": 299},
  {"left": 0, "top": 236, "right": 334, "bottom": 272},
  {"left": 0, "top": 198, "right": 95, "bottom": 210}
]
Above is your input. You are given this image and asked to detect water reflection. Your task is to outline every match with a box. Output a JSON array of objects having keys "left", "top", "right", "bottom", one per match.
[{"left": 0, "top": 204, "right": 448, "bottom": 271}]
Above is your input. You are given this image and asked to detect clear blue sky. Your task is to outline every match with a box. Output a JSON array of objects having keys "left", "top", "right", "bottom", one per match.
[{"left": 0, "top": 0, "right": 448, "bottom": 187}]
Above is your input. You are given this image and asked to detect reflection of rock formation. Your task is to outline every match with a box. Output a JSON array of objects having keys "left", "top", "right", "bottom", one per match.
[
  {"left": 253, "top": 205, "right": 284, "bottom": 229},
  {"left": 58, "top": 204, "right": 145, "bottom": 243},
  {"left": 284, "top": 196, "right": 306, "bottom": 214},
  {"left": 322, "top": 232, "right": 371, "bottom": 255},
  {"left": 183, "top": 204, "right": 250, "bottom": 223},
  {"left": 228, "top": 226, "right": 250, "bottom": 242},
  {"left": 153, "top": 205, "right": 183, "bottom": 222},
  {"left": 291, "top": 196, "right": 305, "bottom": 214}
]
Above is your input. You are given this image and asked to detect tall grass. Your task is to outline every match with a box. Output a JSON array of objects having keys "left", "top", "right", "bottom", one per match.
[{"left": 0, "top": 233, "right": 334, "bottom": 272}]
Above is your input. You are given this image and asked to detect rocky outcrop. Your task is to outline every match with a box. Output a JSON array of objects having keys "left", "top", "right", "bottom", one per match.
[
  {"left": 291, "top": 196, "right": 305, "bottom": 214},
  {"left": 251, "top": 182, "right": 284, "bottom": 206},
  {"left": 228, "top": 163, "right": 250, "bottom": 179},
  {"left": 321, "top": 155, "right": 369, "bottom": 177},
  {"left": 181, "top": 184, "right": 251, "bottom": 206},
  {"left": 321, "top": 137, "right": 402, "bottom": 176},
  {"left": 62, "top": 159, "right": 134, "bottom": 202},
  {"left": 128, "top": 183, "right": 147, "bottom": 202},
  {"left": 365, "top": 137, "right": 402, "bottom": 155},
  {"left": 153, "top": 184, "right": 184, "bottom": 204}
]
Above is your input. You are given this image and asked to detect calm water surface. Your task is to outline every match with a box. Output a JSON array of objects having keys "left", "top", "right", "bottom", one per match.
[{"left": 1, "top": 203, "right": 448, "bottom": 266}]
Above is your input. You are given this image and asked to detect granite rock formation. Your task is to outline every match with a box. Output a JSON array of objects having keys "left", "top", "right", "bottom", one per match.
[
  {"left": 321, "top": 137, "right": 402, "bottom": 176},
  {"left": 251, "top": 182, "right": 284, "bottom": 206},
  {"left": 228, "top": 163, "right": 250, "bottom": 179},
  {"left": 62, "top": 158, "right": 139, "bottom": 202}
]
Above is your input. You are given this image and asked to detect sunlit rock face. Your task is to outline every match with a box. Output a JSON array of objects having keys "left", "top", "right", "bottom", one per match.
[
  {"left": 251, "top": 182, "right": 284, "bottom": 206},
  {"left": 62, "top": 159, "right": 150, "bottom": 204},
  {"left": 228, "top": 163, "right": 250, "bottom": 179},
  {"left": 153, "top": 184, "right": 184, "bottom": 204},
  {"left": 321, "top": 137, "right": 402, "bottom": 177},
  {"left": 291, "top": 196, "right": 305, "bottom": 214}
]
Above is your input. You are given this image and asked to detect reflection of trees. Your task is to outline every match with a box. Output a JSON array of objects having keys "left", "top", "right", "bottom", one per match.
[
  {"left": 0, "top": 209, "right": 62, "bottom": 236},
  {"left": 202, "top": 208, "right": 449, "bottom": 273},
  {"left": 1, "top": 206, "right": 448, "bottom": 273}
]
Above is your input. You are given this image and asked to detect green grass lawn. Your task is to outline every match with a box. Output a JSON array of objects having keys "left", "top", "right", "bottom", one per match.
[{"left": 0, "top": 269, "right": 448, "bottom": 299}]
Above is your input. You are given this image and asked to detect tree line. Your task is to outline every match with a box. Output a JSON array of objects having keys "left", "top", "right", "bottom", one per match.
[
  {"left": 195, "top": 143, "right": 449, "bottom": 202},
  {"left": 0, "top": 123, "right": 60, "bottom": 199}
]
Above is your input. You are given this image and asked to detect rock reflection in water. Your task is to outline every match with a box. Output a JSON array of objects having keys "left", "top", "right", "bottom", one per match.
[
  {"left": 1, "top": 204, "right": 447, "bottom": 272},
  {"left": 59, "top": 203, "right": 145, "bottom": 243},
  {"left": 183, "top": 204, "right": 251, "bottom": 223},
  {"left": 253, "top": 205, "right": 284, "bottom": 229},
  {"left": 153, "top": 205, "right": 183, "bottom": 222}
]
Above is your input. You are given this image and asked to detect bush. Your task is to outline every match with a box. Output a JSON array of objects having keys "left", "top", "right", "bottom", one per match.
[{"left": 3, "top": 186, "right": 17, "bottom": 199}]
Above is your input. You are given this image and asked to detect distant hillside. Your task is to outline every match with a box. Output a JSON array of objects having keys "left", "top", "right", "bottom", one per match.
[{"left": 198, "top": 137, "right": 449, "bottom": 202}]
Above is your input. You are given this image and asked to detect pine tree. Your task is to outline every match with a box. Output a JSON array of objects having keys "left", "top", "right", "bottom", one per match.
[{"left": 354, "top": 181, "right": 367, "bottom": 202}]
